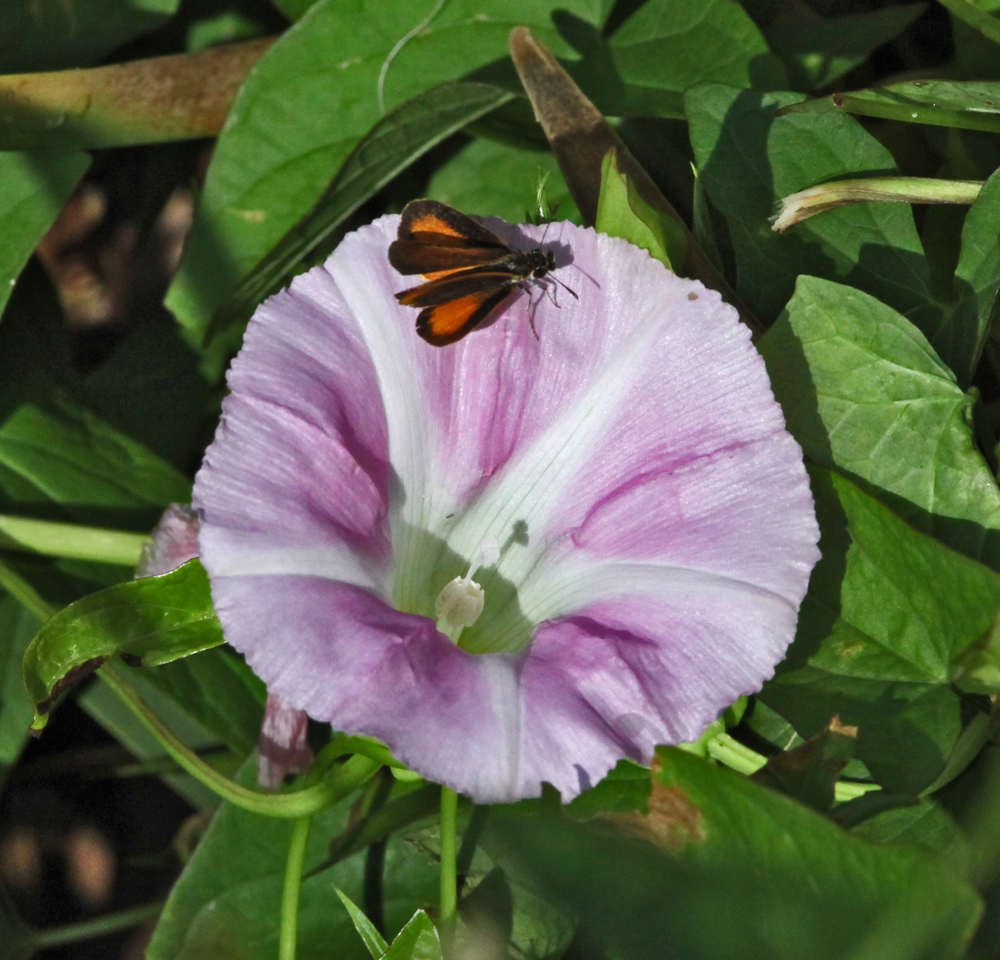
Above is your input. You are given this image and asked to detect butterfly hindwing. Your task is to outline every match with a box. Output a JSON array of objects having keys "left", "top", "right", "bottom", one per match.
[{"left": 415, "top": 284, "right": 515, "bottom": 346}]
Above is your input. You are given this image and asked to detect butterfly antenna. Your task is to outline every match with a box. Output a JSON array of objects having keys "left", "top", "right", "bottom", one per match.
[{"left": 552, "top": 274, "right": 579, "bottom": 299}]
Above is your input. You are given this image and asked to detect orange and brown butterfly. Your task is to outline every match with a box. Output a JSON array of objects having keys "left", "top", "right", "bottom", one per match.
[{"left": 388, "top": 199, "right": 573, "bottom": 346}]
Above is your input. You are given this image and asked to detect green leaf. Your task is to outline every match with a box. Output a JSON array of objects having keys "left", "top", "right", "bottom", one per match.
[
  {"left": 595, "top": 149, "right": 687, "bottom": 271},
  {"left": 568, "top": 759, "right": 652, "bottom": 818},
  {"left": 506, "top": 876, "right": 574, "bottom": 960},
  {"left": 487, "top": 748, "right": 981, "bottom": 960},
  {"left": 686, "top": 84, "right": 944, "bottom": 343},
  {"left": 923, "top": 709, "right": 998, "bottom": 793},
  {"left": 0, "top": 400, "right": 191, "bottom": 528},
  {"left": 335, "top": 888, "right": 389, "bottom": 958},
  {"left": 427, "top": 137, "right": 579, "bottom": 226},
  {"left": 0, "top": 595, "right": 42, "bottom": 781},
  {"left": 762, "top": 3, "right": 926, "bottom": 91},
  {"left": 0, "top": 0, "right": 179, "bottom": 72},
  {"left": 457, "top": 862, "right": 572, "bottom": 960},
  {"left": 950, "top": 166, "right": 1000, "bottom": 381},
  {"left": 382, "top": 911, "right": 441, "bottom": 960},
  {"left": 608, "top": 0, "right": 786, "bottom": 107},
  {"left": 458, "top": 868, "right": 513, "bottom": 948},
  {"left": 786, "top": 80, "right": 1000, "bottom": 134},
  {"left": 762, "top": 468, "right": 1000, "bottom": 792},
  {"left": 851, "top": 797, "right": 969, "bottom": 869},
  {"left": 22, "top": 559, "right": 224, "bottom": 729},
  {"left": 0, "top": 152, "right": 90, "bottom": 320},
  {"left": 165, "top": 0, "right": 596, "bottom": 341},
  {"left": 271, "top": 0, "right": 319, "bottom": 19},
  {"left": 207, "top": 81, "right": 516, "bottom": 344},
  {"left": 760, "top": 275, "right": 1000, "bottom": 568},
  {"left": 147, "top": 760, "right": 439, "bottom": 960}
]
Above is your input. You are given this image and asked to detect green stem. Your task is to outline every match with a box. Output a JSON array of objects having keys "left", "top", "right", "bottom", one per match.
[
  {"left": 279, "top": 816, "right": 313, "bottom": 960},
  {"left": 439, "top": 786, "right": 459, "bottom": 926},
  {"left": 99, "top": 662, "right": 381, "bottom": 817},
  {"left": 276, "top": 740, "right": 374, "bottom": 960},
  {"left": 18, "top": 900, "right": 163, "bottom": 950},
  {"left": 707, "top": 732, "right": 768, "bottom": 775},
  {"left": 0, "top": 513, "right": 150, "bottom": 566}
]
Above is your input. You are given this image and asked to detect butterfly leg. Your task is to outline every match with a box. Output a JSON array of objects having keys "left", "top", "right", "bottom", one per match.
[{"left": 519, "top": 282, "right": 542, "bottom": 341}]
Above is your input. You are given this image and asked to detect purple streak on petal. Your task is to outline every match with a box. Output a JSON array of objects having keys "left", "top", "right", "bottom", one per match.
[
  {"left": 136, "top": 503, "right": 199, "bottom": 577},
  {"left": 194, "top": 266, "right": 393, "bottom": 590},
  {"left": 518, "top": 582, "right": 799, "bottom": 798},
  {"left": 258, "top": 692, "right": 314, "bottom": 790},
  {"left": 564, "top": 432, "right": 818, "bottom": 600}
]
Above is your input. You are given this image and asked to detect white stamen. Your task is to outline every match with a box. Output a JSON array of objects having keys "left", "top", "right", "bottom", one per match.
[
  {"left": 465, "top": 534, "right": 499, "bottom": 578},
  {"left": 435, "top": 534, "right": 500, "bottom": 638}
]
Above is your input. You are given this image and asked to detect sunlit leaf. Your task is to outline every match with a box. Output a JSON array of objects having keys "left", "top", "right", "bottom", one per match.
[
  {"left": 761, "top": 275, "right": 1000, "bottom": 566},
  {"left": 22, "top": 560, "right": 223, "bottom": 729}
]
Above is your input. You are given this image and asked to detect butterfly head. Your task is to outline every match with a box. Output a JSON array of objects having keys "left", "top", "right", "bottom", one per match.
[{"left": 526, "top": 248, "right": 556, "bottom": 280}]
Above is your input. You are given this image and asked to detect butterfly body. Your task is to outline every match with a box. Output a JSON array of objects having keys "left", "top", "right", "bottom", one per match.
[{"left": 389, "top": 199, "right": 562, "bottom": 346}]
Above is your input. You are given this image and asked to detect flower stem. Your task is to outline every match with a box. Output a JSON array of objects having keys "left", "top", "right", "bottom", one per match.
[
  {"left": 98, "top": 661, "right": 381, "bottom": 817},
  {"left": 279, "top": 815, "right": 312, "bottom": 960},
  {"left": 707, "top": 732, "right": 768, "bottom": 774},
  {"left": 439, "top": 786, "right": 459, "bottom": 927}
]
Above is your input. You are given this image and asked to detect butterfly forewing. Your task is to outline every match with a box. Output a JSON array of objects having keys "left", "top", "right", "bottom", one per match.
[{"left": 397, "top": 199, "right": 508, "bottom": 248}]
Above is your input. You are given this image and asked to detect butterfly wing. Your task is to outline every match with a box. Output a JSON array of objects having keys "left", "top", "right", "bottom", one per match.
[
  {"left": 389, "top": 199, "right": 510, "bottom": 280},
  {"left": 397, "top": 199, "right": 507, "bottom": 247},
  {"left": 396, "top": 270, "right": 516, "bottom": 307},
  {"left": 389, "top": 239, "right": 509, "bottom": 278},
  {"left": 415, "top": 284, "right": 515, "bottom": 346}
]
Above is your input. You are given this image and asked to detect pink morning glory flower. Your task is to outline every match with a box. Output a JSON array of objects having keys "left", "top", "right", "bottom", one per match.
[{"left": 192, "top": 213, "right": 819, "bottom": 804}]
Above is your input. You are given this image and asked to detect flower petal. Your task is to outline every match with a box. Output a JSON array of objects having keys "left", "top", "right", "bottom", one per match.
[
  {"left": 136, "top": 503, "right": 200, "bottom": 577},
  {"left": 195, "top": 267, "right": 393, "bottom": 596},
  {"left": 258, "top": 692, "right": 313, "bottom": 790}
]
